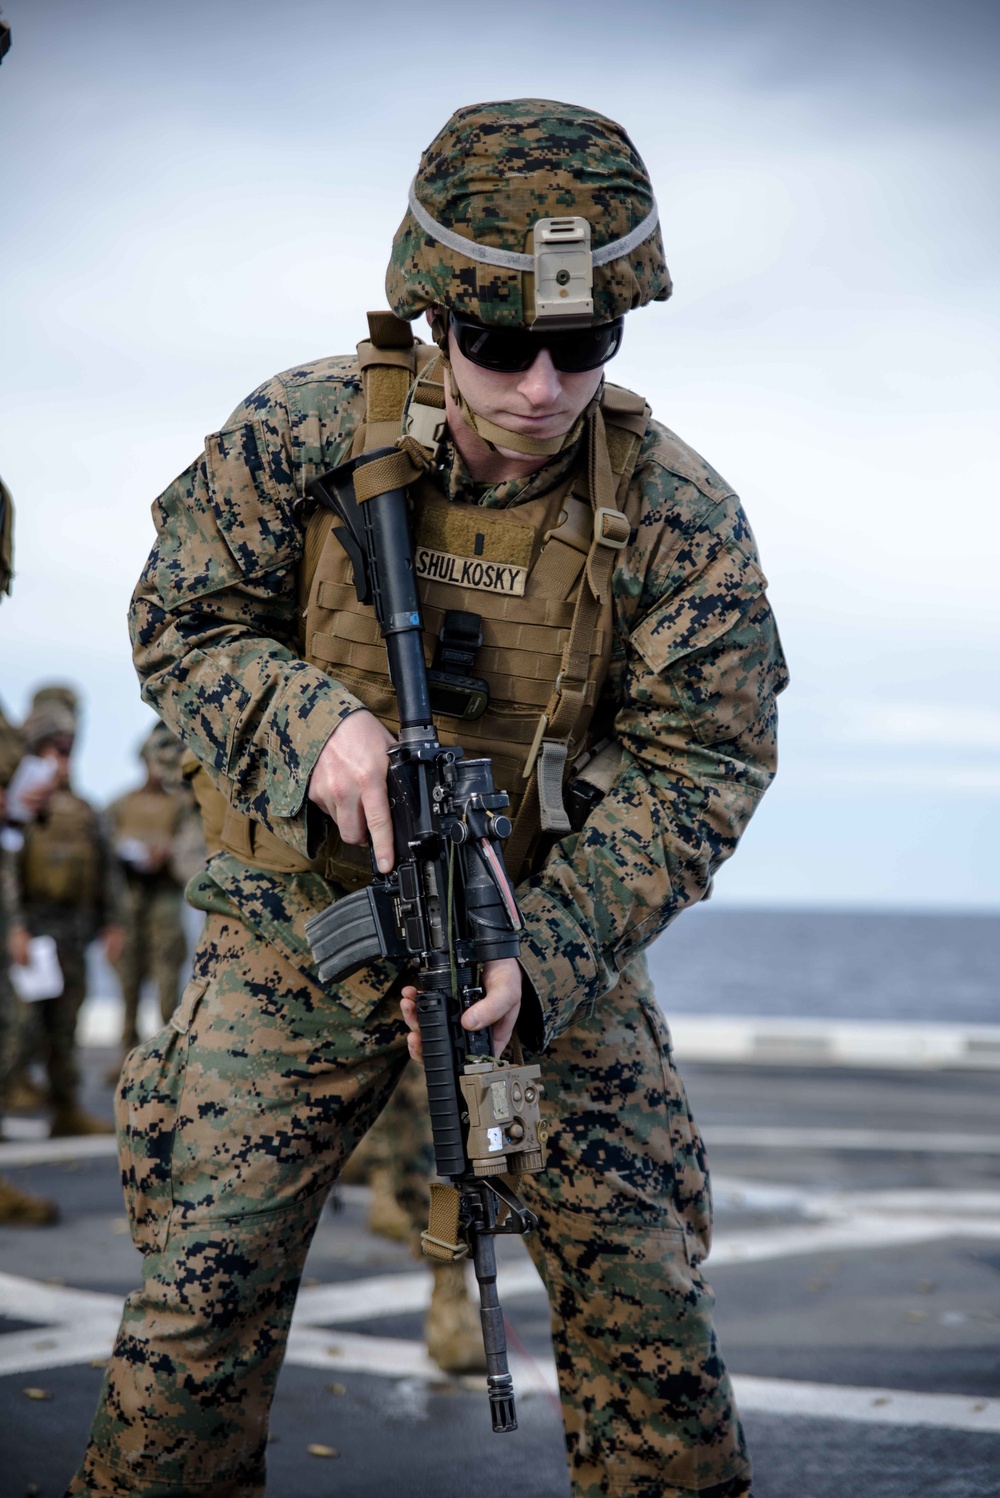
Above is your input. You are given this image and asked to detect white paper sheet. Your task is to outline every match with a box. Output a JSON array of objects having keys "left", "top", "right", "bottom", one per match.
[{"left": 9, "top": 935, "right": 64, "bottom": 1003}]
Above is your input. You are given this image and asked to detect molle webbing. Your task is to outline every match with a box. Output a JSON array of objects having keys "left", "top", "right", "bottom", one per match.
[
  {"left": 21, "top": 795, "right": 101, "bottom": 906},
  {"left": 501, "top": 400, "right": 640, "bottom": 878},
  {"left": 216, "top": 312, "right": 650, "bottom": 884}
]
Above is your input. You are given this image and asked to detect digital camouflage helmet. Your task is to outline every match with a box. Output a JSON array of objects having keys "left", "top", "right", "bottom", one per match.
[
  {"left": 386, "top": 98, "right": 671, "bottom": 332},
  {"left": 140, "top": 719, "right": 184, "bottom": 791},
  {"left": 30, "top": 684, "right": 80, "bottom": 726}
]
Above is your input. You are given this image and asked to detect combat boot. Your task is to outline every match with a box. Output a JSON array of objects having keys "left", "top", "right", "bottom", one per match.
[
  {"left": 367, "top": 1166, "right": 411, "bottom": 1243},
  {"left": 424, "top": 1259, "right": 487, "bottom": 1375},
  {"left": 0, "top": 1174, "right": 59, "bottom": 1225},
  {"left": 49, "top": 1104, "right": 114, "bottom": 1138}
]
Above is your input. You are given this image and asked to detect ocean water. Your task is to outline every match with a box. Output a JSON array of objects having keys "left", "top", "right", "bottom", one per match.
[
  {"left": 647, "top": 907, "right": 999, "bottom": 1025},
  {"left": 86, "top": 906, "right": 999, "bottom": 1032}
]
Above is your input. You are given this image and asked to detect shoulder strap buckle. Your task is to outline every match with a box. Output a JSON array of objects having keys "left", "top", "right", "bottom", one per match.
[
  {"left": 593, "top": 506, "right": 630, "bottom": 550},
  {"left": 404, "top": 400, "right": 446, "bottom": 455}
]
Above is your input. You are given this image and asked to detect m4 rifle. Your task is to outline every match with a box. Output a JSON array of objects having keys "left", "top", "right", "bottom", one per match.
[{"left": 304, "top": 449, "right": 546, "bottom": 1433}]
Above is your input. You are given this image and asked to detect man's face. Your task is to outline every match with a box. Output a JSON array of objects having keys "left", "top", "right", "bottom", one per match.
[
  {"left": 39, "top": 742, "right": 72, "bottom": 789},
  {"left": 439, "top": 315, "right": 607, "bottom": 448}
]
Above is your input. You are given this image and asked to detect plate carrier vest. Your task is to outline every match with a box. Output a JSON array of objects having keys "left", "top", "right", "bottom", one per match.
[
  {"left": 21, "top": 790, "right": 101, "bottom": 907},
  {"left": 195, "top": 311, "right": 650, "bottom": 888}
]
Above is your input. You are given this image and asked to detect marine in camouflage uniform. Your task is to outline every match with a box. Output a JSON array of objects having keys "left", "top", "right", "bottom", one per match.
[
  {"left": 0, "top": 481, "right": 58, "bottom": 1221},
  {"left": 0, "top": 699, "right": 60, "bottom": 1222},
  {"left": 106, "top": 729, "right": 190, "bottom": 1060},
  {"left": 9, "top": 702, "right": 124, "bottom": 1137},
  {"left": 0, "top": 689, "right": 27, "bottom": 1101},
  {"left": 72, "top": 101, "right": 785, "bottom": 1498}
]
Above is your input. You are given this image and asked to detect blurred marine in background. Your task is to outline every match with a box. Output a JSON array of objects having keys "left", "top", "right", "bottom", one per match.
[
  {"left": 0, "top": 477, "right": 59, "bottom": 1222},
  {"left": 104, "top": 724, "right": 190, "bottom": 1074},
  {"left": 6, "top": 696, "right": 124, "bottom": 1137},
  {"left": 73, "top": 100, "right": 786, "bottom": 1498}
]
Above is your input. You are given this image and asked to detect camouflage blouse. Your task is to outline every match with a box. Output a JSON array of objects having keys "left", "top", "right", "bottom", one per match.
[{"left": 130, "top": 353, "right": 787, "bottom": 1046}]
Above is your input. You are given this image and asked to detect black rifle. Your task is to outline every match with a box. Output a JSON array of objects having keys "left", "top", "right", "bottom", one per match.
[{"left": 304, "top": 451, "right": 544, "bottom": 1433}]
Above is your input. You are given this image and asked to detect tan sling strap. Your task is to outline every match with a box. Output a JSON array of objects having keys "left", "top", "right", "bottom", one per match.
[
  {"left": 502, "top": 392, "right": 648, "bottom": 881},
  {"left": 353, "top": 310, "right": 444, "bottom": 490},
  {"left": 420, "top": 1180, "right": 470, "bottom": 1262}
]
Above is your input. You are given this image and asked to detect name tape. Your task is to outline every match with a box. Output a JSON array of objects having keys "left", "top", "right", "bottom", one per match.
[{"left": 415, "top": 547, "right": 527, "bottom": 597}]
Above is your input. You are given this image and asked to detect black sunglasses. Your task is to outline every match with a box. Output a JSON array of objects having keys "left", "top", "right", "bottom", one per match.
[{"left": 449, "top": 313, "right": 624, "bottom": 374}]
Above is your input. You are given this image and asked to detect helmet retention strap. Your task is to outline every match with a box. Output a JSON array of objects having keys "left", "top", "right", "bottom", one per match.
[{"left": 441, "top": 353, "right": 580, "bottom": 458}]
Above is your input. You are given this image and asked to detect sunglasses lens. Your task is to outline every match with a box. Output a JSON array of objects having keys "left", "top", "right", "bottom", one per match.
[
  {"left": 452, "top": 316, "right": 623, "bottom": 374},
  {"left": 551, "top": 322, "right": 623, "bottom": 372},
  {"left": 456, "top": 322, "right": 535, "bottom": 371}
]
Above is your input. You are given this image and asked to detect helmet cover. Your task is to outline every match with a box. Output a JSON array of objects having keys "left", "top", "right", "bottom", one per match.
[{"left": 386, "top": 98, "right": 671, "bottom": 328}]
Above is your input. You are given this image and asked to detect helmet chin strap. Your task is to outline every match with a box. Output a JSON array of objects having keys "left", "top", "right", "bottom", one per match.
[{"left": 440, "top": 352, "right": 584, "bottom": 458}]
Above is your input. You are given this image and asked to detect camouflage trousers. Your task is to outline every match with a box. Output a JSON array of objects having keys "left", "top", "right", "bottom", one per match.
[
  {"left": 0, "top": 892, "right": 28, "bottom": 1106},
  {"left": 114, "top": 879, "right": 187, "bottom": 1049},
  {"left": 0, "top": 980, "right": 31, "bottom": 1108},
  {"left": 24, "top": 905, "right": 90, "bottom": 1108},
  {"left": 70, "top": 905, "right": 751, "bottom": 1498}
]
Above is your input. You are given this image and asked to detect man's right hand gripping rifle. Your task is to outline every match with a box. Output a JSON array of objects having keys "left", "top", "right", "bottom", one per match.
[{"left": 303, "top": 452, "right": 547, "bottom": 1434}]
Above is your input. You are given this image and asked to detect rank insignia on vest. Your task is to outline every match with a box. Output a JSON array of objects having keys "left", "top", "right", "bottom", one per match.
[{"left": 415, "top": 505, "right": 534, "bottom": 598}]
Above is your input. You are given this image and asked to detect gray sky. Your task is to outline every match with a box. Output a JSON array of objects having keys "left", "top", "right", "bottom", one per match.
[{"left": 1, "top": 0, "right": 997, "bottom": 908}]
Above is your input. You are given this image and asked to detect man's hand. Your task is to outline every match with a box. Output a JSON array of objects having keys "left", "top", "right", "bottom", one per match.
[
  {"left": 308, "top": 711, "right": 398, "bottom": 873},
  {"left": 8, "top": 924, "right": 31, "bottom": 967},
  {"left": 400, "top": 957, "right": 522, "bottom": 1064}
]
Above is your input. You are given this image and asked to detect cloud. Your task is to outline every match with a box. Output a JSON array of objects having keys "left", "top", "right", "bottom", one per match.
[{"left": 1, "top": 0, "right": 996, "bottom": 909}]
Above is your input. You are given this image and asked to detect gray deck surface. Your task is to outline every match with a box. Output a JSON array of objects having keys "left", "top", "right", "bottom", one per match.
[{"left": 1, "top": 1050, "right": 998, "bottom": 1498}]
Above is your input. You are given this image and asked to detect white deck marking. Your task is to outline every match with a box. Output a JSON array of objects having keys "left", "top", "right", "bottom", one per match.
[
  {"left": 295, "top": 1261, "right": 543, "bottom": 1327},
  {"left": 669, "top": 1015, "right": 1000, "bottom": 1071},
  {"left": 712, "top": 1179, "right": 1000, "bottom": 1218},
  {"left": 709, "top": 1213, "right": 1000, "bottom": 1266},
  {"left": 3, "top": 1176, "right": 1000, "bottom": 1431},
  {"left": 731, "top": 1375, "right": 1000, "bottom": 1434},
  {"left": 708, "top": 1182, "right": 1000, "bottom": 1264},
  {"left": 6, "top": 1282, "right": 998, "bottom": 1435},
  {"left": 703, "top": 1126, "right": 1000, "bottom": 1153},
  {"left": 6, "top": 1124, "right": 999, "bottom": 1172},
  {"left": 285, "top": 1324, "right": 443, "bottom": 1380},
  {"left": 0, "top": 1136, "right": 118, "bottom": 1167}
]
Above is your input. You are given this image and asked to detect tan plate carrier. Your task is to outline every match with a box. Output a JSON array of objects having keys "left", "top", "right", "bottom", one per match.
[
  {"left": 21, "top": 793, "right": 102, "bottom": 906},
  {"left": 193, "top": 310, "right": 650, "bottom": 888}
]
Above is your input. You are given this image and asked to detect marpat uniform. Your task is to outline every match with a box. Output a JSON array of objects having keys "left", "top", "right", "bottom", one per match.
[
  {"left": 73, "top": 101, "right": 786, "bottom": 1498},
  {"left": 0, "top": 480, "right": 59, "bottom": 1220},
  {"left": 106, "top": 729, "right": 190, "bottom": 1057},
  {"left": 12, "top": 702, "right": 122, "bottom": 1137}
]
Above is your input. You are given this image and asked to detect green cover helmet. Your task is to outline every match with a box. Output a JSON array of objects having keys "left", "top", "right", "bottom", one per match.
[
  {"left": 386, "top": 98, "right": 671, "bottom": 331},
  {"left": 140, "top": 720, "right": 184, "bottom": 790}
]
